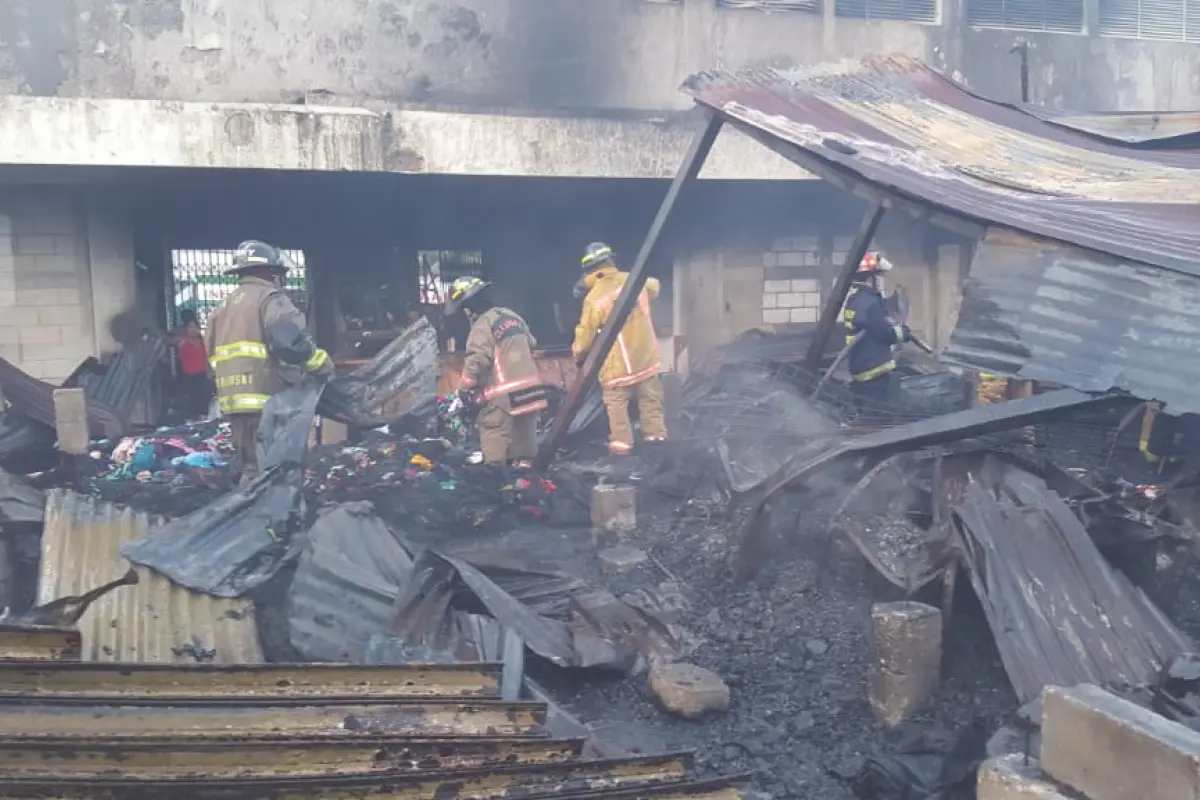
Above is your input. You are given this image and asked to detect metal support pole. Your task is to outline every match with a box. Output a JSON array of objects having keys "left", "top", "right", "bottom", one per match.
[
  {"left": 536, "top": 112, "right": 724, "bottom": 469},
  {"left": 803, "top": 201, "right": 886, "bottom": 369}
]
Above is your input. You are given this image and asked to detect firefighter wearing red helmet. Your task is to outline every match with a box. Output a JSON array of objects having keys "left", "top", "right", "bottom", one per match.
[{"left": 841, "top": 252, "right": 912, "bottom": 415}]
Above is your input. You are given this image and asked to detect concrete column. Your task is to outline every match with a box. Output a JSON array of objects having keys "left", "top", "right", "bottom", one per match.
[{"left": 53, "top": 388, "right": 89, "bottom": 455}]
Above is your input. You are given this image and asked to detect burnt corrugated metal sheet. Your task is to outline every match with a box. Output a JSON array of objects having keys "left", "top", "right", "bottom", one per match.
[
  {"left": 38, "top": 490, "right": 263, "bottom": 663},
  {"left": 0, "top": 358, "right": 126, "bottom": 438},
  {"left": 944, "top": 229, "right": 1200, "bottom": 414},
  {"left": 0, "top": 660, "right": 749, "bottom": 798},
  {"left": 952, "top": 457, "right": 1191, "bottom": 704},
  {"left": 683, "top": 55, "right": 1200, "bottom": 276},
  {"left": 1021, "top": 106, "right": 1200, "bottom": 148}
]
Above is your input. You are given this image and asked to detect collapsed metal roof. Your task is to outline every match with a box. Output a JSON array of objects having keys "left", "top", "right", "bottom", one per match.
[
  {"left": 0, "top": 657, "right": 749, "bottom": 798},
  {"left": 39, "top": 490, "right": 263, "bottom": 664},
  {"left": 682, "top": 55, "right": 1200, "bottom": 277},
  {"left": 1019, "top": 106, "right": 1200, "bottom": 149},
  {"left": 945, "top": 230, "right": 1200, "bottom": 415}
]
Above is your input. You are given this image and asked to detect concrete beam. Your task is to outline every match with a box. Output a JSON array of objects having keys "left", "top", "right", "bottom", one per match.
[{"left": 0, "top": 95, "right": 815, "bottom": 181}]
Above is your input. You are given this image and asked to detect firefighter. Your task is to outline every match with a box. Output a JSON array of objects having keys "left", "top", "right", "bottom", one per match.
[
  {"left": 445, "top": 276, "right": 547, "bottom": 471},
  {"left": 572, "top": 242, "right": 666, "bottom": 456},
  {"left": 842, "top": 252, "right": 912, "bottom": 416},
  {"left": 206, "top": 240, "right": 334, "bottom": 484}
]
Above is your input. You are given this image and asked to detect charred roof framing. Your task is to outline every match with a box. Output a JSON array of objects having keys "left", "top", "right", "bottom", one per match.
[{"left": 540, "top": 54, "right": 1200, "bottom": 453}]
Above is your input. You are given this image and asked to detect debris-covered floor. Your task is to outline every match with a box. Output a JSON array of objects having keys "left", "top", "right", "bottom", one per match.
[{"left": 3, "top": 322, "right": 1200, "bottom": 799}]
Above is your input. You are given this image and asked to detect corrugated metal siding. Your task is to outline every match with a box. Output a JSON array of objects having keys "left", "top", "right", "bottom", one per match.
[
  {"left": 943, "top": 230, "right": 1200, "bottom": 414},
  {"left": 39, "top": 490, "right": 262, "bottom": 663},
  {"left": 682, "top": 56, "right": 1200, "bottom": 277},
  {"left": 967, "top": 0, "right": 1084, "bottom": 32}
]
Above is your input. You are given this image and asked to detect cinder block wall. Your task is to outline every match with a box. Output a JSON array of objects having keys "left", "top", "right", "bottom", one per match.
[{"left": 0, "top": 187, "right": 135, "bottom": 383}]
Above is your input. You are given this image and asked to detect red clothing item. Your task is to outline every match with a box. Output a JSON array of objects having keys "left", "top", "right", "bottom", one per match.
[{"left": 177, "top": 338, "right": 208, "bottom": 376}]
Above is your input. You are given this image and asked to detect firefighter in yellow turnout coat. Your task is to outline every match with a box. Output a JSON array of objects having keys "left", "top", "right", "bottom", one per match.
[
  {"left": 571, "top": 243, "right": 666, "bottom": 455},
  {"left": 446, "top": 277, "right": 547, "bottom": 470},
  {"left": 206, "top": 240, "right": 334, "bottom": 483}
]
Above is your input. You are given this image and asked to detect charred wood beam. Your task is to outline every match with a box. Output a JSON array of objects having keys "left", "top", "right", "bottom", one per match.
[
  {"left": 537, "top": 112, "right": 724, "bottom": 468},
  {"left": 804, "top": 201, "right": 885, "bottom": 369}
]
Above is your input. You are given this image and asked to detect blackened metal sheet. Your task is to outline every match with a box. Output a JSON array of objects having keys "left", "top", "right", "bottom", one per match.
[
  {"left": 77, "top": 336, "right": 170, "bottom": 422},
  {"left": 953, "top": 459, "right": 1191, "bottom": 704},
  {"left": 944, "top": 230, "right": 1200, "bottom": 415},
  {"left": 0, "top": 359, "right": 126, "bottom": 438},
  {"left": 683, "top": 55, "right": 1200, "bottom": 276},
  {"left": 287, "top": 502, "right": 416, "bottom": 662},
  {"left": 1020, "top": 106, "right": 1200, "bottom": 148}
]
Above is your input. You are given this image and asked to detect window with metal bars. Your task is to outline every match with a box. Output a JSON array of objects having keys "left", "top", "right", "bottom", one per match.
[
  {"left": 835, "top": 0, "right": 937, "bottom": 22},
  {"left": 1099, "top": 0, "right": 1200, "bottom": 41},
  {"left": 169, "top": 249, "right": 309, "bottom": 330},
  {"left": 717, "top": 0, "right": 821, "bottom": 12},
  {"left": 967, "top": 0, "right": 1084, "bottom": 31}
]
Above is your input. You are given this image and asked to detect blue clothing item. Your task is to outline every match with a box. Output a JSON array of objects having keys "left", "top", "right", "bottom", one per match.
[{"left": 843, "top": 282, "right": 906, "bottom": 382}]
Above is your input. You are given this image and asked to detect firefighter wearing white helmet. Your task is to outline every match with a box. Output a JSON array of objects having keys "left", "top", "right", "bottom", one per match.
[
  {"left": 444, "top": 276, "right": 546, "bottom": 471},
  {"left": 841, "top": 252, "right": 912, "bottom": 416}
]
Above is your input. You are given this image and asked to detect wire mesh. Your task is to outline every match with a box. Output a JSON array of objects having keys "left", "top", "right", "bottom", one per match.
[{"left": 168, "top": 249, "right": 309, "bottom": 329}]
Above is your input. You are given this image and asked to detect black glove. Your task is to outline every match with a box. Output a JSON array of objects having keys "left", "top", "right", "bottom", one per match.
[
  {"left": 457, "top": 387, "right": 477, "bottom": 409},
  {"left": 900, "top": 324, "right": 914, "bottom": 342}
]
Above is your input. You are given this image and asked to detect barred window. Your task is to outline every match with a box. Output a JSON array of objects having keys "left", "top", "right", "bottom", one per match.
[
  {"left": 835, "top": 0, "right": 938, "bottom": 23},
  {"left": 1099, "top": 0, "right": 1200, "bottom": 40},
  {"left": 717, "top": 0, "right": 821, "bottom": 11},
  {"left": 967, "top": 0, "right": 1084, "bottom": 31}
]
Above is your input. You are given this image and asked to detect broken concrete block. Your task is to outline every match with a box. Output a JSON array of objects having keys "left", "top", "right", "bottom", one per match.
[
  {"left": 53, "top": 388, "right": 89, "bottom": 456},
  {"left": 867, "top": 601, "right": 942, "bottom": 727},
  {"left": 649, "top": 661, "right": 730, "bottom": 719},
  {"left": 978, "top": 755, "right": 1073, "bottom": 800},
  {"left": 320, "top": 418, "right": 348, "bottom": 445},
  {"left": 1042, "top": 683, "right": 1200, "bottom": 800},
  {"left": 591, "top": 483, "right": 635, "bottom": 545},
  {"left": 597, "top": 545, "right": 648, "bottom": 575}
]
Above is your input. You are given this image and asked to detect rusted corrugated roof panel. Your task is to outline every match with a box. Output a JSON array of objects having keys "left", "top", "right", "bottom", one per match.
[
  {"left": 1021, "top": 106, "right": 1200, "bottom": 148},
  {"left": 38, "top": 490, "right": 262, "bottom": 663},
  {"left": 0, "top": 661, "right": 502, "bottom": 701},
  {"left": 944, "top": 229, "right": 1200, "bottom": 414},
  {"left": 952, "top": 457, "right": 1191, "bottom": 704},
  {"left": 683, "top": 56, "right": 1200, "bottom": 276}
]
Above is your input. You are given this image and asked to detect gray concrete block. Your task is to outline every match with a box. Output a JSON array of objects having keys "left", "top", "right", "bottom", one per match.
[
  {"left": 1042, "top": 683, "right": 1200, "bottom": 800},
  {"left": 53, "top": 388, "right": 89, "bottom": 456},
  {"left": 868, "top": 601, "right": 942, "bottom": 727},
  {"left": 598, "top": 545, "right": 648, "bottom": 575},
  {"left": 591, "top": 484, "right": 635, "bottom": 545},
  {"left": 978, "top": 755, "right": 1073, "bottom": 799}
]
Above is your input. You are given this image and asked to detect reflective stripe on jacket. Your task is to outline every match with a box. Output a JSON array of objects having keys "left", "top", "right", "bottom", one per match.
[
  {"left": 206, "top": 276, "right": 332, "bottom": 416},
  {"left": 460, "top": 307, "right": 547, "bottom": 416},
  {"left": 842, "top": 282, "right": 903, "bottom": 383},
  {"left": 572, "top": 266, "right": 661, "bottom": 389}
]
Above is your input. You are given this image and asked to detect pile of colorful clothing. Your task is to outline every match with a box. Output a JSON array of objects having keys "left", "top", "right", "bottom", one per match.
[{"left": 83, "top": 420, "right": 238, "bottom": 516}]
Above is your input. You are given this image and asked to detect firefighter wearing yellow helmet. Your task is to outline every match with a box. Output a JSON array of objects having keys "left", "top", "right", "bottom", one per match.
[
  {"left": 572, "top": 243, "right": 666, "bottom": 456},
  {"left": 444, "top": 276, "right": 546, "bottom": 471},
  {"left": 841, "top": 252, "right": 912, "bottom": 415}
]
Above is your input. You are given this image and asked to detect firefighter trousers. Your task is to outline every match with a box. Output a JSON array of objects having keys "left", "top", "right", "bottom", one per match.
[
  {"left": 601, "top": 375, "right": 667, "bottom": 455},
  {"left": 477, "top": 402, "right": 538, "bottom": 465},
  {"left": 229, "top": 413, "right": 262, "bottom": 485}
]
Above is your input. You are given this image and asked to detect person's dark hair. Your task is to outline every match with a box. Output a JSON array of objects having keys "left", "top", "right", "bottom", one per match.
[{"left": 179, "top": 309, "right": 199, "bottom": 326}]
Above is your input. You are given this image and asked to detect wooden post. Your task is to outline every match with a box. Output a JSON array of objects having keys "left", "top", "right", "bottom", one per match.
[
  {"left": 537, "top": 113, "right": 724, "bottom": 469},
  {"left": 804, "top": 202, "right": 886, "bottom": 369}
]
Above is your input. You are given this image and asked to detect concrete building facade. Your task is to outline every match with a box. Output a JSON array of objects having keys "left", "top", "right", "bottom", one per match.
[{"left": 0, "top": 0, "right": 1195, "bottom": 380}]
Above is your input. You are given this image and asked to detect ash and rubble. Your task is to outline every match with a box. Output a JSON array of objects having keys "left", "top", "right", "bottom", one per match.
[{"left": 1, "top": 323, "right": 1199, "bottom": 800}]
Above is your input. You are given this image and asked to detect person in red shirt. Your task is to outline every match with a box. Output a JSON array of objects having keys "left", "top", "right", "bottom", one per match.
[{"left": 170, "top": 310, "right": 214, "bottom": 421}]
